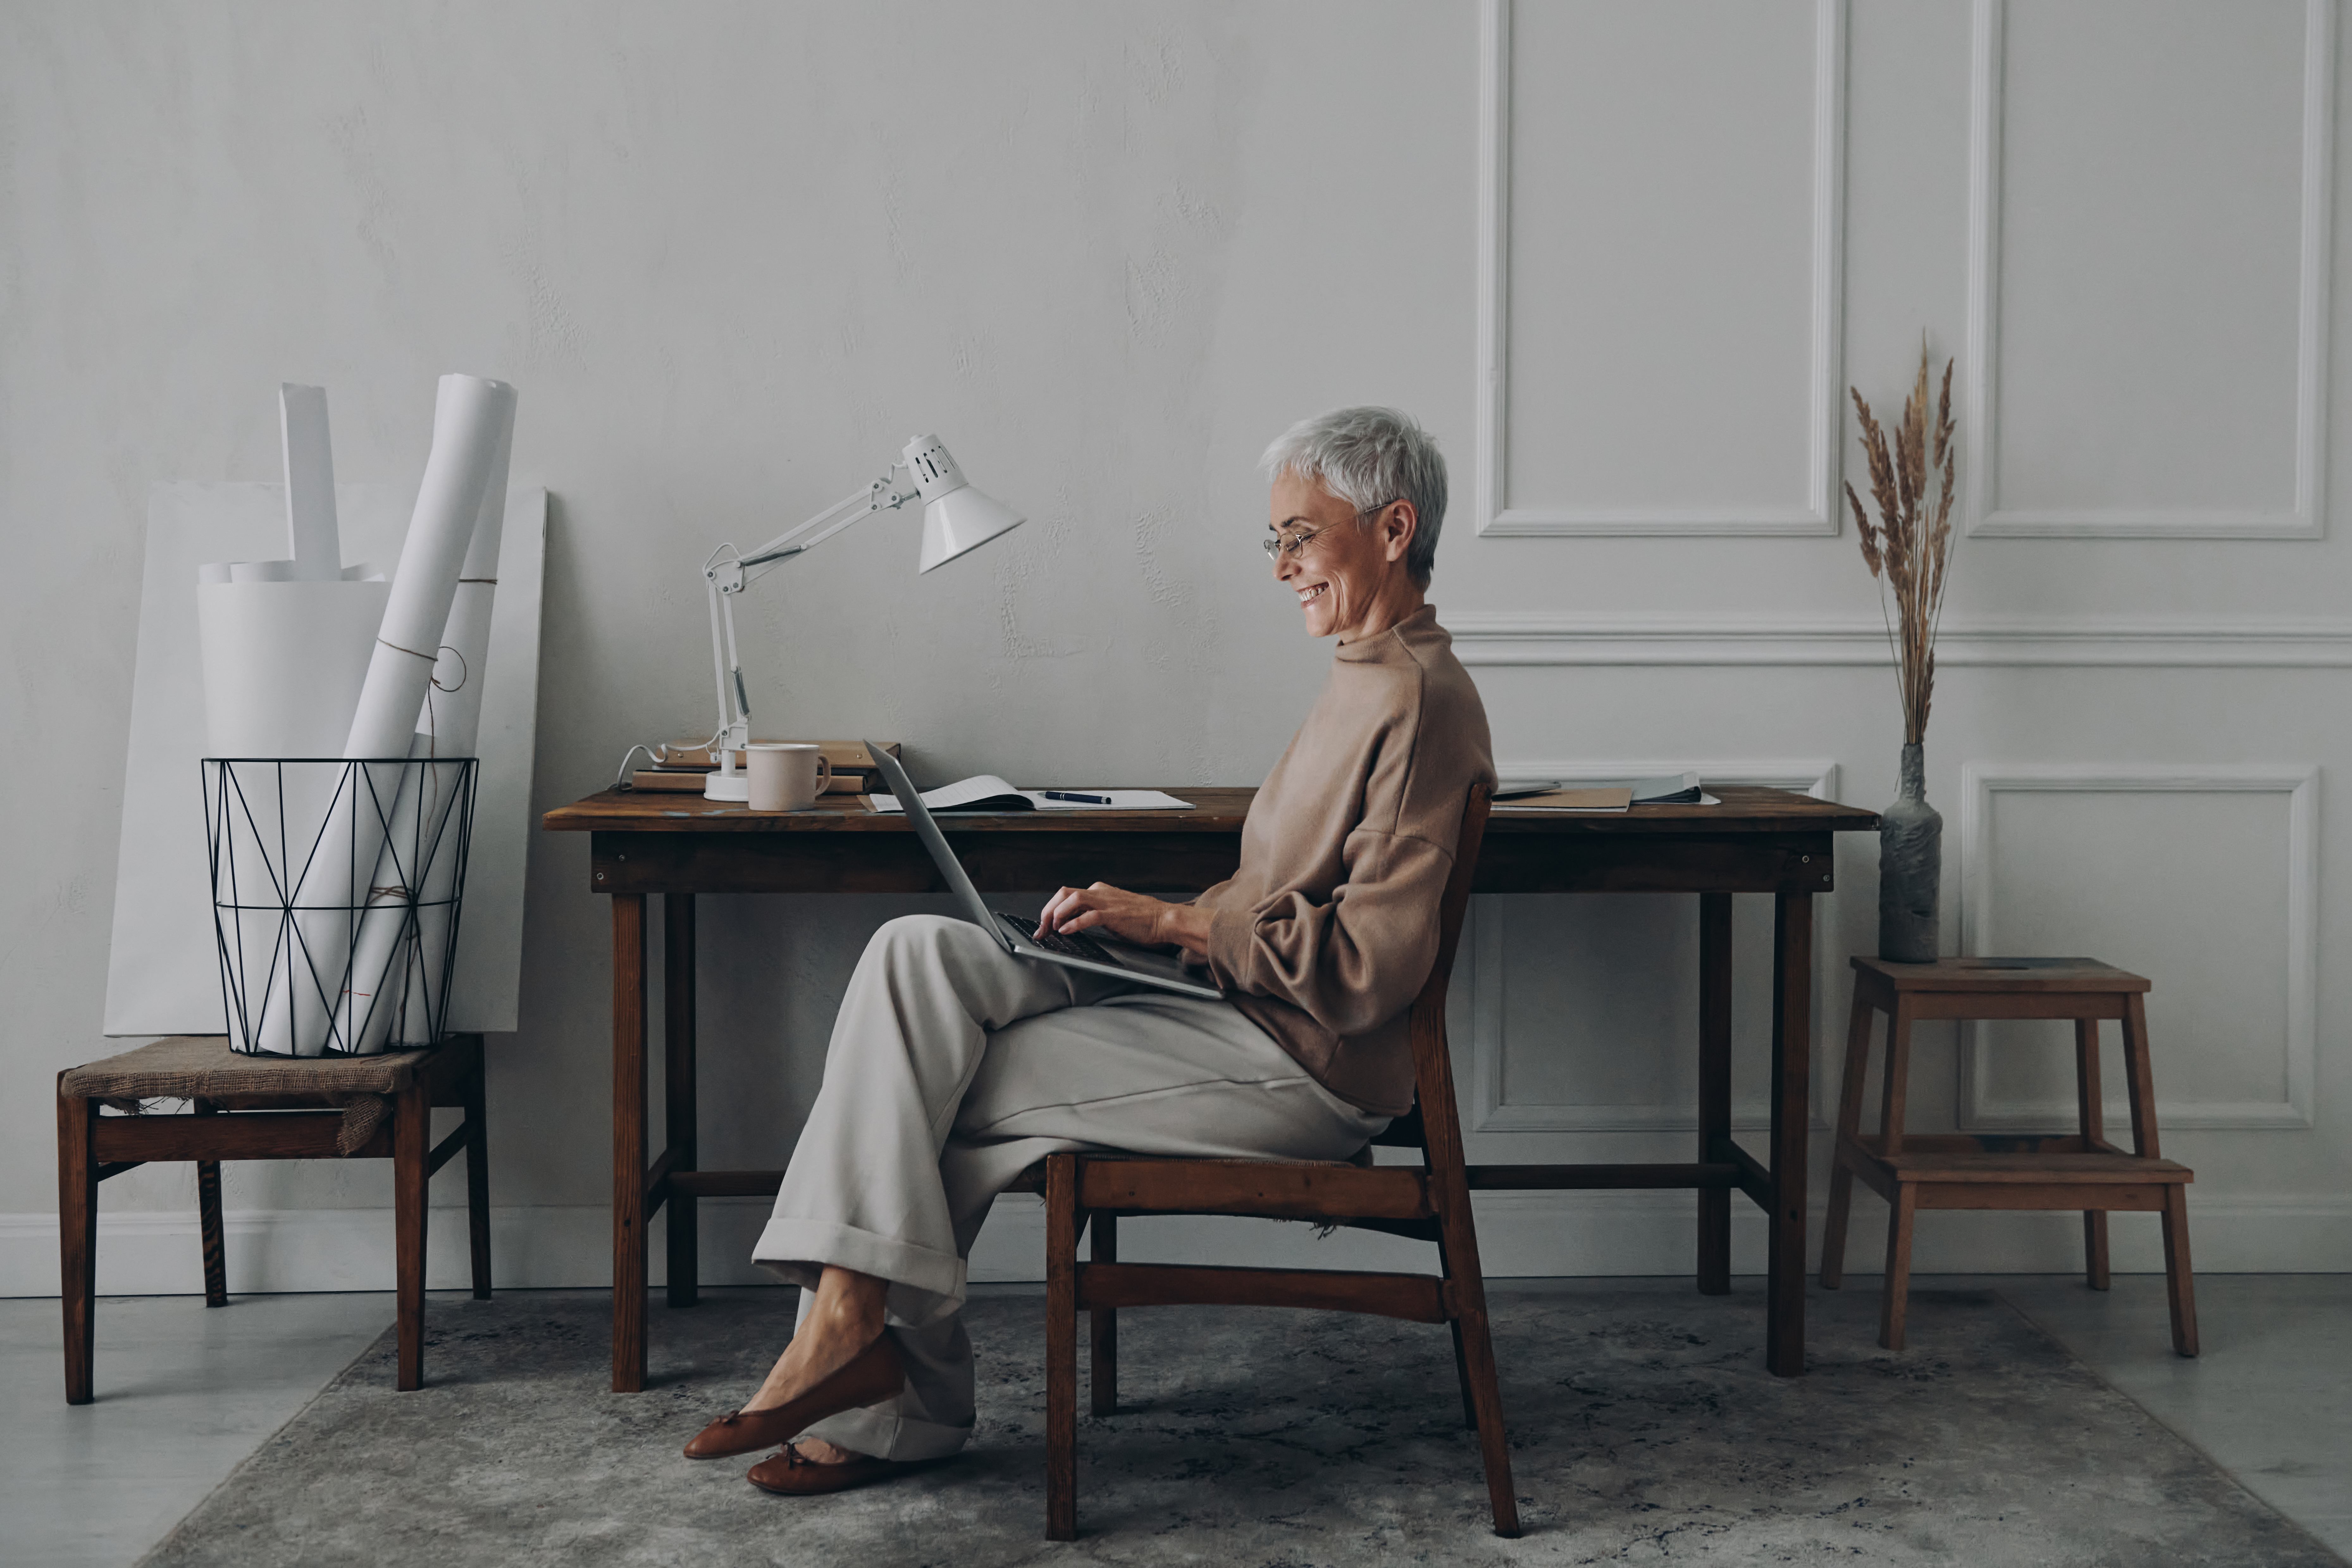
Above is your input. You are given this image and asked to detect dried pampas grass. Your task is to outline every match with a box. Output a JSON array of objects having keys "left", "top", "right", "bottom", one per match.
[{"left": 1845, "top": 340, "right": 1957, "bottom": 746}]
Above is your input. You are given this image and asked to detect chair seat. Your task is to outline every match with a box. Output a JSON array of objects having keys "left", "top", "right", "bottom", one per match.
[
  {"left": 60, "top": 1034, "right": 436, "bottom": 1101},
  {"left": 1004, "top": 1145, "right": 1376, "bottom": 1196}
]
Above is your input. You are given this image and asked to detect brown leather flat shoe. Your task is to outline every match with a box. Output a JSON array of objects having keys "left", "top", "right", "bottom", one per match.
[
  {"left": 682, "top": 1334, "right": 905, "bottom": 1460},
  {"left": 746, "top": 1442, "right": 942, "bottom": 1496}
]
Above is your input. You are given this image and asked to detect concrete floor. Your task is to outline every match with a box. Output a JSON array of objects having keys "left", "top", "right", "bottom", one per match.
[
  {"left": 4, "top": 1276, "right": 2346, "bottom": 1567},
  {"left": 1992, "top": 1273, "right": 2352, "bottom": 1557}
]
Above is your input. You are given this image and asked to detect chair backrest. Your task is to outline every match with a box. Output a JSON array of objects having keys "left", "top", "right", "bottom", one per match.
[
  {"left": 1414, "top": 784, "right": 1493, "bottom": 1033},
  {"left": 1372, "top": 784, "right": 1493, "bottom": 1150}
]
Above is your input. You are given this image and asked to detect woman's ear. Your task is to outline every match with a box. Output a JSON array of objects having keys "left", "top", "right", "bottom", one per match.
[{"left": 1382, "top": 501, "right": 1418, "bottom": 565}]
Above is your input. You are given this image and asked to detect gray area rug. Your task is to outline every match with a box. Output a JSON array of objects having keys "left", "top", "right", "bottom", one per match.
[{"left": 144, "top": 1282, "right": 2337, "bottom": 1567}]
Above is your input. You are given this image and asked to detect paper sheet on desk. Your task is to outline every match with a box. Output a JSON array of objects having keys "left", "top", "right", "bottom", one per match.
[
  {"left": 868, "top": 774, "right": 1194, "bottom": 812},
  {"left": 1498, "top": 792, "right": 1723, "bottom": 813}
]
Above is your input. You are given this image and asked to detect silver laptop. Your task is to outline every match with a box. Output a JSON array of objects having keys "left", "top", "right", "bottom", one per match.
[{"left": 866, "top": 742, "right": 1224, "bottom": 1000}]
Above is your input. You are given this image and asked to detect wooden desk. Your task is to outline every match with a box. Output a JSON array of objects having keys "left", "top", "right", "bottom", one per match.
[{"left": 543, "top": 784, "right": 1877, "bottom": 1389}]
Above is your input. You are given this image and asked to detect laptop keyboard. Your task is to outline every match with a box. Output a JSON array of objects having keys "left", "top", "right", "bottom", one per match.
[{"left": 997, "top": 911, "right": 1117, "bottom": 964}]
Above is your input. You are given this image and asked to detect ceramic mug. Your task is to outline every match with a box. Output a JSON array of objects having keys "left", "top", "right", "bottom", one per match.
[{"left": 746, "top": 742, "right": 830, "bottom": 811}]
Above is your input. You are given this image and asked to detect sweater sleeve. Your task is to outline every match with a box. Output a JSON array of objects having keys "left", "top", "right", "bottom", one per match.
[{"left": 1201, "top": 827, "right": 1454, "bottom": 1037}]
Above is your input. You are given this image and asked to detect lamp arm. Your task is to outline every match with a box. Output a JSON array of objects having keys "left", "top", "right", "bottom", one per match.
[
  {"left": 731, "top": 468, "right": 921, "bottom": 589},
  {"left": 706, "top": 573, "right": 735, "bottom": 744},
  {"left": 698, "top": 464, "right": 924, "bottom": 777}
]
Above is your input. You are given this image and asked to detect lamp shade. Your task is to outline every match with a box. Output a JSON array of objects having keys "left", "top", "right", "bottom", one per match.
[{"left": 904, "top": 432, "right": 1024, "bottom": 572}]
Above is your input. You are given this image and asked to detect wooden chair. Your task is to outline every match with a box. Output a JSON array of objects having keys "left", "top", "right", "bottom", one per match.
[
  {"left": 1026, "top": 787, "right": 1514, "bottom": 1540},
  {"left": 1820, "top": 957, "right": 2197, "bottom": 1355},
  {"left": 57, "top": 1033, "right": 491, "bottom": 1402}
]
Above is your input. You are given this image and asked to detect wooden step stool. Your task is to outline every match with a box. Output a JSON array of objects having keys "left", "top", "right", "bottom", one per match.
[
  {"left": 1820, "top": 958, "right": 2197, "bottom": 1356},
  {"left": 57, "top": 1033, "right": 490, "bottom": 1403}
]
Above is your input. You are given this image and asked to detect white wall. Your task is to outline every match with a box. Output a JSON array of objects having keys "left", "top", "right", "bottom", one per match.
[{"left": 5, "top": 0, "right": 2349, "bottom": 1296}]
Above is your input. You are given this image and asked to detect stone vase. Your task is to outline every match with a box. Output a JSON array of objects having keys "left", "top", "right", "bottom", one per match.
[{"left": 1878, "top": 742, "right": 1941, "bottom": 962}]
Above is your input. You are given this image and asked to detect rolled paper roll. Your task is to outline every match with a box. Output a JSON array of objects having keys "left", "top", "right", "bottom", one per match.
[
  {"left": 267, "top": 374, "right": 513, "bottom": 1054},
  {"left": 196, "top": 578, "right": 389, "bottom": 758},
  {"left": 336, "top": 376, "right": 516, "bottom": 1051},
  {"left": 346, "top": 375, "right": 515, "bottom": 760},
  {"left": 280, "top": 383, "right": 341, "bottom": 582},
  {"left": 415, "top": 397, "right": 513, "bottom": 757},
  {"left": 384, "top": 400, "right": 516, "bottom": 1046}
]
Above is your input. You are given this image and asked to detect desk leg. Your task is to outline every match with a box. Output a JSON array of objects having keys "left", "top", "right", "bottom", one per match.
[
  {"left": 1766, "top": 889, "right": 1812, "bottom": 1376},
  {"left": 612, "top": 892, "right": 648, "bottom": 1393},
  {"left": 1696, "top": 893, "right": 1733, "bottom": 1295},
  {"left": 665, "top": 893, "right": 699, "bottom": 1309}
]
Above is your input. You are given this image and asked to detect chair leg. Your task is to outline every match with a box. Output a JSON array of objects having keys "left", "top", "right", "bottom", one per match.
[
  {"left": 2161, "top": 1186, "right": 2200, "bottom": 1358},
  {"left": 2119, "top": 994, "right": 2162, "bottom": 1161},
  {"left": 2072, "top": 1020, "right": 2109, "bottom": 1289},
  {"left": 1821, "top": 994, "right": 1876, "bottom": 1289},
  {"left": 1447, "top": 1320, "right": 1476, "bottom": 1430},
  {"left": 462, "top": 1045, "right": 492, "bottom": 1301},
  {"left": 1429, "top": 1223, "right": 1478, "bottom": 1429},
  {"left": 192, "top": 1100, "right": 228, "bottom": 1309},
  {"left": 2083, "top": 1212, "right": 2111, "bottom": 1292},
  {"left": 393, "top": 1080, "right": 430, "bottom": 1391},
  {"left": 1423, "top": 1148, "right": 1518, "bottom": 1535},
  {"left": 1089, "top": 1212, "right": 1117, "bottom": 1417},
  {"left": 1045, "top": 1155, "right": 1080, "bottom": 1541},
  {"left": 196, "top": 1161, "right": 228, "bottom": 1308},
  {"left": 1820, "top": 1157, "right": 1856, "bottom": 1291},
  {"left": 1879, "top": 1184, "right": 1917, "bottom": 1352},
  {"left": 58, "top": 1088, "right": 96, "bottom": 1406},
  {"left": 1448, "top": 1274, "right": 1520, "bottom": 1538}
]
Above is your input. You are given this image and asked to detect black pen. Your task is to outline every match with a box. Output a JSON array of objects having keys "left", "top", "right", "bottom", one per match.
[{"left": 1041, "top": 790, "right": 1113, "bottom": 804}]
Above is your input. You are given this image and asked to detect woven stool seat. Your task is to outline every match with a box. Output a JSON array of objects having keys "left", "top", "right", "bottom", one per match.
[
  {"left": 61, "top": 1034, "right": 434, "bottom": 1100},
  {"left": 66, "top": 1035, "right": 442, "bottom": 1157}
]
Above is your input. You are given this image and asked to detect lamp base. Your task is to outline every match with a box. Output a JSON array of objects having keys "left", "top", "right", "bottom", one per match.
[{"left": 703, "top": 772, "right": 750, "bottom": 802}]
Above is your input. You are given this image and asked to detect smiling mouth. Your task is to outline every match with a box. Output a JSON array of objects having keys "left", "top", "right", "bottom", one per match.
[{"left": 1296, "top": 583, "right": 1329, "bottom": 605}]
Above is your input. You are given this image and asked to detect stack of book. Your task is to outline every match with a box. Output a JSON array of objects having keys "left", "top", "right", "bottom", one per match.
[{"left": 630, "top": 740, "right": 900, "bottom": 795}]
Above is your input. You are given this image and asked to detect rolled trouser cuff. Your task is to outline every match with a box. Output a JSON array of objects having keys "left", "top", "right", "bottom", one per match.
[
  {"left": 797, "top": 1402, "right": 973, "bottom": 1463},
  {"left": 750, "top": 1216, "right": 967, "bottom": 1327}
]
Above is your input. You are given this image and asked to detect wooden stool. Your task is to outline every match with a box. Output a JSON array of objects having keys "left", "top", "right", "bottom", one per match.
[
  {"left": 57, "top": 1033, "right": 490, "bottom": 1403},
  {"left": 1820, "top": 958, "right": 2197, "bottom": 1356}
]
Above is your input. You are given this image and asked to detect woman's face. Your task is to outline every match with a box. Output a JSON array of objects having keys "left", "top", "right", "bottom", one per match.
[{"left": 1267, "top": 472, "right": 1416, "bottom": 641}]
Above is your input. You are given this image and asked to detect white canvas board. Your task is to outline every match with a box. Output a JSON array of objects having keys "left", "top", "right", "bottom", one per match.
[{"left": 103, "top": 482, "right": 546, "bottom": 1037}]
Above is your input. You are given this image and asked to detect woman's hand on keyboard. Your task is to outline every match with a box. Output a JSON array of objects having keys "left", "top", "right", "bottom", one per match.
[{"left": 1037, "top": 883, "right": 1213, "bottom": 960}]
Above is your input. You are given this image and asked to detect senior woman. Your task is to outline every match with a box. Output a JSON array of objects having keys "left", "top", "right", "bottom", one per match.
[{"left": 685, "top": 406, "right": 1496, "bottom": 1496}]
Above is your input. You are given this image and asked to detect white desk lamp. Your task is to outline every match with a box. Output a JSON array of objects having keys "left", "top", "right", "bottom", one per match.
[{"left": 697, "top": 433, "right": 1023, "bottom": 801}]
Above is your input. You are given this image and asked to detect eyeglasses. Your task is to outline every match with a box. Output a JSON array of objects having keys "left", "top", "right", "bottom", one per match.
[{"left": 1260, "top": 500, "right": 1399, "bottom": 562}]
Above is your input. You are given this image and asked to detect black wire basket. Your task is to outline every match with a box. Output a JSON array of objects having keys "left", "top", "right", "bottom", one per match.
[{"left": 202, "top": 757, "right": 478, "bottom": 1056}]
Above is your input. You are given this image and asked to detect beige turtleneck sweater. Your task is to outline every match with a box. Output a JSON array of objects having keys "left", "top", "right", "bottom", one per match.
[{"left": 1190, "top": 605, "right": 1495, "bottom": 1118}]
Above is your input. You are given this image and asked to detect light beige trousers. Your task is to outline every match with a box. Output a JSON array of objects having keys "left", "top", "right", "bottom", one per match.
[{"left": 751, "top": 913, "right": 1386, "bottom": 1461}]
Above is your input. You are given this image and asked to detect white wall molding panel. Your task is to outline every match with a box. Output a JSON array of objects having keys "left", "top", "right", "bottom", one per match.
[
  {"left": 1958, "top": 763, "right": 2320, "bottom": 1132},
  {"left": 1448, "top": 613, "right": 2352, "bottom": 667},
  {"left": 1474, "top": 0, "right": 1848, "bottom": 536},
  {"left": 1963, "top": 0, "right": 2337, "bottom": 538},
  {"left": 1468, "top": 761, "right": 1840, "bottom": 1134}
]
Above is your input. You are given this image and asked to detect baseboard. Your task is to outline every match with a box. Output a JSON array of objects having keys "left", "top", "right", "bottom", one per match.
[{"left": 7, "top": 1192, "right": 2346, "bottom": 1298}]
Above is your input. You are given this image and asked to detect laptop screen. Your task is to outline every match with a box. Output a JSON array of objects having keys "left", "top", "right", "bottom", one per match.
[{"left": 864, "top": 741, "right": 1013, "bottom": 950}]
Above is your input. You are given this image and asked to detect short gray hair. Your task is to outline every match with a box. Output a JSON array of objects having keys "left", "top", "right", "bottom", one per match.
[{"left": 1260, "top": 406, "right": 1446, "bottom": 586}]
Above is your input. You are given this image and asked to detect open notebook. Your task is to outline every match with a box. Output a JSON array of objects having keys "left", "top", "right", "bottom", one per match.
[
  {"left": 1493, "top": 772, "right": 1720, "bottom": 814},
  {"left": 867, "top": 774, "right": 1194, "bottom": 813}
]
